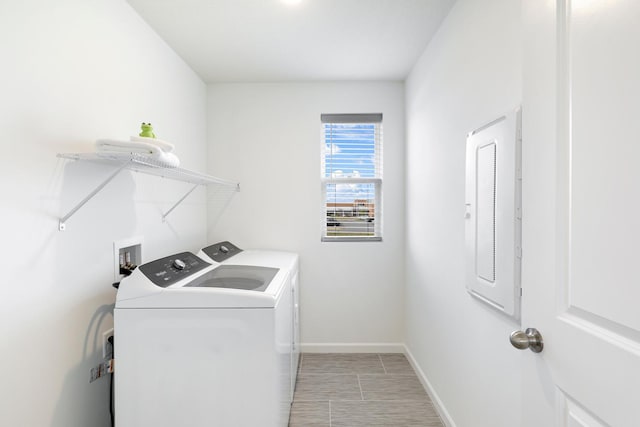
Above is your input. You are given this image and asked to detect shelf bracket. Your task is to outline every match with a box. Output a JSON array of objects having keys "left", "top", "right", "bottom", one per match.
[
  {"left": 58, "top": 163, "right": 129, "bottom": 231},
  {"left": 161, "top": 183, "right": 200, "bottom": 222}
]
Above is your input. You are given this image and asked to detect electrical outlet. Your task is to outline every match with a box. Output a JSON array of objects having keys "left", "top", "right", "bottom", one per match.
[
  {"left": 90, "top": 362, "right": 104, "bottom": 383},
  {"left": 103, "top": 328, "right": 114, "bottom": 359},
  {"left": 89, "top": 361, "right": 111, "bottom": 383},
  {"left": 89, "top": 366, "right": 99, "bottom": 383}
]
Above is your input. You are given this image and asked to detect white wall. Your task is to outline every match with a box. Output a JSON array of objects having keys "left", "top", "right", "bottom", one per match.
[
  {"left": 404, "top": 0, "right": 522, "bottom": 426},
  {"left": 0, "top": 1, "right": 207, "bottom": 426},
  {"left": 207, "top": 83, "right": 405, "bottom": 350}
]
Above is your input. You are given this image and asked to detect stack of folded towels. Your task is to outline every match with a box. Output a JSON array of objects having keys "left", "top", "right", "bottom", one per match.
[{"left": 95, "top": 136, "right": 180, "bottom": 168}]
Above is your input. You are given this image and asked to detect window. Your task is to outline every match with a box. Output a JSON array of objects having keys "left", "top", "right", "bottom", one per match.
[{"left": 321, "top": 113, "right": 382, "bottom": 241}]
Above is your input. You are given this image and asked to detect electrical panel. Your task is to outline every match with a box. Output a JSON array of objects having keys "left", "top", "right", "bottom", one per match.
[{"left": 465, "top": 108, "right": 522, "bottom": 319}]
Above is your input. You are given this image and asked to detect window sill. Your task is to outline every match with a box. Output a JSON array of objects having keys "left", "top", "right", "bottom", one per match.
[{"left": 321, "top": 236, "right": 383, "bottom": 243}]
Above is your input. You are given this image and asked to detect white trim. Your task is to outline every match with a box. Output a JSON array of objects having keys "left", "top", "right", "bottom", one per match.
[
  {"left": 300, "top": 342, "right": 404, "bottom": 353},
  {"left": 404, "top": 345, "right": 457, "bottom": 427},
  {"left": 321, "top": 236, "right": 382, "bottom": 243},
  {"left": 321, "top": 119, "right": 383, "bottom": 241}
]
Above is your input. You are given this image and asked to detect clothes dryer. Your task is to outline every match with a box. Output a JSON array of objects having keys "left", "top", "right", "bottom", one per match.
[{"left": 198, "top": 241, "right": 301, "bottom": 398}]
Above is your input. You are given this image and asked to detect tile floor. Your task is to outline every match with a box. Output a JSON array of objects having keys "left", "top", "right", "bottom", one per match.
[{"left": 288, "top": 353, "right": 445, "bottom": 427}]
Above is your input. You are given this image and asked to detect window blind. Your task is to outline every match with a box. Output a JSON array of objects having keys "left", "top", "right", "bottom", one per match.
[{"left": 321, "top": 114, "right": 383, "bottom": 241}]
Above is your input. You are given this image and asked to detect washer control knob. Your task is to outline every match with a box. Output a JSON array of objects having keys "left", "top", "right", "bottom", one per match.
[
  {"left": 220, "top": 245, "right": 230, "bottom": 254},
  {"left": 173, "top": 259, "right": 186, "bottom": 270}
]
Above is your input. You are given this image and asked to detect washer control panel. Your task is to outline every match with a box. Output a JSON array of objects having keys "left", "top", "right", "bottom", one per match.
[
  {"left": 201, "top": 241, "right": 242, "bottom": 262},
  {"left": 139, "top": 252, "right": 210, "bottom": 288}
]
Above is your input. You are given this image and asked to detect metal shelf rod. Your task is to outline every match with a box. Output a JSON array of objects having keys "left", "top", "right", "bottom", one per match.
[
  {"left": 58, "top": 162, "right": 129, "bottom": 231},
  {"left": 162, "top": 183, "right": 199, "bottom": 222}
]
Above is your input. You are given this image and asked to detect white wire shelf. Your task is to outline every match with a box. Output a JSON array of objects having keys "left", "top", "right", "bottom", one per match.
[{"left": 57, "top": 152, "right": 240, "bottom": 231}]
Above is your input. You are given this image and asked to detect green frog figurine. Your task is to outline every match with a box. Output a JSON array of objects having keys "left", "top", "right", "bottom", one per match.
[{"left": 139, "top": 122, "right": 156, "bottom": 138}]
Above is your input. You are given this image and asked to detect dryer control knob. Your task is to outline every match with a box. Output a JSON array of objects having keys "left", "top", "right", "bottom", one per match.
[
  {"left": 220, "top": 245, "right": 230, "bottom": 254},
  {"left": 173, "top": 259, "right": 186, "bottom": 270}
]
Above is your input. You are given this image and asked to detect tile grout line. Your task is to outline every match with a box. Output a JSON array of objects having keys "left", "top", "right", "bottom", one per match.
[
  {"left": 378, "top": 353, "right": 387, "bottom": 374},
  {"left": 294, "top": 354, "right": 445, "bottom": 426}
]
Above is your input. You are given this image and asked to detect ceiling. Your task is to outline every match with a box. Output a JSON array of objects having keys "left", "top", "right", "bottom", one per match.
[{"left": 126, "top": 0, "right": 455, "bottom": 83}]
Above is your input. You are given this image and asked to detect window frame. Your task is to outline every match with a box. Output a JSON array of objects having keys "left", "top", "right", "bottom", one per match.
[{"left": 320, "top": 114, "right": 383, "bottom": 242}]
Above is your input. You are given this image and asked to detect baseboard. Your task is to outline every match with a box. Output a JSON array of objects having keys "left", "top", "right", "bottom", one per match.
[
  {"left": 403, "top": 345, "right": 457, "bottom": 427},
  {"left": 300, "top": 342, "right": 405, "bottom": 353}
]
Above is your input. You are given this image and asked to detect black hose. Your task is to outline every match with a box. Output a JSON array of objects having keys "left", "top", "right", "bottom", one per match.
[{"left": 110, "top": 371, "right": 114, "bottom": 427}]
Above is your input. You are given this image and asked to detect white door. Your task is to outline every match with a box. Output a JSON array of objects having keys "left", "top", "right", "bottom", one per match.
[{"left": 521, "top": 1, "right": 640, "bottom": 426}]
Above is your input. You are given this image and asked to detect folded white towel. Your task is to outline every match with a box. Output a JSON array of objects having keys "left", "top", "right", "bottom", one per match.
[
  {"left": 96, "top": 139, "right": 161, "bottom": 155},
  {"left": 129, "top": 136, "right": 175, "bottom": 152}
]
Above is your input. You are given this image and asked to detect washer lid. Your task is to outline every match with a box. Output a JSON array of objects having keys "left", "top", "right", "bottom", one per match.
[{"left": 184, "top": 265, "right": 279, "bottom": 292}]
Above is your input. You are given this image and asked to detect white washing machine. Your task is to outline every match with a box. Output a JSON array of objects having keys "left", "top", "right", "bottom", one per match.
[{"left": 114, "top": 242, "right": 298, "bottom": 427}]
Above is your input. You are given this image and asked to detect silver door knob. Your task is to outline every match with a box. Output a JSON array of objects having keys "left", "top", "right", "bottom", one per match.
[{"left": 510, "top": 328, "right": 543, "bottom": 353}]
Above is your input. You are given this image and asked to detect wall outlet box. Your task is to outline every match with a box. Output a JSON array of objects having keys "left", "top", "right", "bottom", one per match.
[
  {"left": 103, "top": 328, "right": 114, "bottom": 359},
  {"left": 113, "top": 236, "right": 143, "bottom": 281}
]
